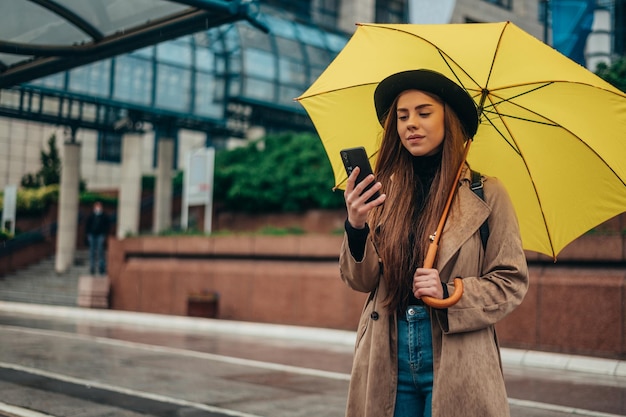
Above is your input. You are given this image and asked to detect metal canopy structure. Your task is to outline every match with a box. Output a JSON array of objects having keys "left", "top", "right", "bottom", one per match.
[
  {"left": 0, "top": 5, "right": 346, "bottom": 140},
  {"left": 0, "top": 0, "right": 266, "bottom": 89}
]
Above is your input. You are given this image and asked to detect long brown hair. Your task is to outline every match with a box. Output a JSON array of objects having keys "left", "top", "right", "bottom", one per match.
[{"left": 369, "top": 92, "right": 468, "bottom": 311}]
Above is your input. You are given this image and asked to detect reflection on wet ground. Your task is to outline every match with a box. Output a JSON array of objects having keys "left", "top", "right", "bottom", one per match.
[{"left": 0, "top": 309, "right": 624, "bottom": 417}]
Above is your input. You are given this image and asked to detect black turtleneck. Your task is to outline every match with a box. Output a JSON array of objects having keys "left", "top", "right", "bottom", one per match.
[
  {"left": 345, "top": 152, "right": 442, "bottom": 262},
  {"left": 411, "top": 152, "right": 442, "bottom": 212},
  {"left": 345, "top": 151, "right": 449, "bottom": 307},
  {"left": 406, "top": 152, "right": 442, "bottom": 306}
]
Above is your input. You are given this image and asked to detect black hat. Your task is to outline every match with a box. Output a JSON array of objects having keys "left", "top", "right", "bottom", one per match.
[{"left": 374, "top": 69, "right": 479, "bottom": 137}]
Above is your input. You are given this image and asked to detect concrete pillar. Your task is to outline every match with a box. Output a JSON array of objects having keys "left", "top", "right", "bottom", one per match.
[
  {"left": 153, "top": 137, "right": 174, "bottom": 233},
  {"left": 55, "top": 140, "right": 81, "bottom": 274},
  {"left": 338, "top": 0, "right": 375, "bottom": 34},
  {"left": 586, "top": 8, "right": 612, "bottom": 71},
  {"left": 117, "top": 133, "right": 143, "bottom": 239}
]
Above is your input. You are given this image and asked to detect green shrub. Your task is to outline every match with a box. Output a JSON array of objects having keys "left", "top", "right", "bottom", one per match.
[
  {"left": 0, "top": 229, "right": 13, "bottom": 241},
  {"left": 20, "top": 134, "right": 62, "bottom": 188},
  {"left": 595, "top": 57, "right": 626, "bottom": 93},
  {"left": 79, "top": 192, "right": 117, "bottom": 206},
  {"left": 214, "top": 132, "right": 344, "bottom": 213},
  {"left": 257, "top": 225, "right": 305, "bottom": 235},
  {"left": 15, "top": 184, "right": 59, "bottom": 216}
]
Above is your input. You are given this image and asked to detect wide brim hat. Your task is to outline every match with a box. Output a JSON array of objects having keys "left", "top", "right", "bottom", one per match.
[{"left": 374, "top": 69, "right": 479, "bottom": 138}]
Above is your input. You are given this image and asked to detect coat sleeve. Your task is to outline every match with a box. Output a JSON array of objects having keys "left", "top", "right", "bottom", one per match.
[
  {"left": 339, "top": 233, "right": 381, "bottom": 294},
  {"left": 442, "top": 177, "right": 529, "bottom": 334}
]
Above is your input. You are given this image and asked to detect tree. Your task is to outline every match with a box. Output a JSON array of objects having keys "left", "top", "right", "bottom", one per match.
[
  {"left": 595, "top": 57, "right": 626, "bottom": 93},
  {"left": 213, "top": 132, "right": 344, "bottom": 213},
  {"left": 39, "top": 134, "right": 62, "bottom": 186},
  {"left": 21, "top": 134, "right": 62, "bottom": 188}
]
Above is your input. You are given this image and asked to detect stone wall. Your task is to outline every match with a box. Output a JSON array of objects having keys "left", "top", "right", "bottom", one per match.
[
  {"left": 108, "top": 233, "right": 626, "bottom": 360},
  {"left": 107, "top": 235, "right": 366, "bottom": 330}
]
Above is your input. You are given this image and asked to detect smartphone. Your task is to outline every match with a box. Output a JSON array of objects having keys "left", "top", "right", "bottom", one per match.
[{"left": 340, "top": 146, "right": 381, "bottom": 203}]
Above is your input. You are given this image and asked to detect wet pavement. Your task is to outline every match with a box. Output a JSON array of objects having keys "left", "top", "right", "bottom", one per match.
[{"left": 0, "top": 302, "right": 624, "bottom": 417}]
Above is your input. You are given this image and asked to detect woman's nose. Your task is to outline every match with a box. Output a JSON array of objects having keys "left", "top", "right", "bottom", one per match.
[{"left": 407, "top": 114, "right": 418, "bottom": 129}]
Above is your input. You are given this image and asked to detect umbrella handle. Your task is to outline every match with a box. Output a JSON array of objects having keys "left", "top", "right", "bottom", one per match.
[
  {"left": 420, "top": 242, "right": 464, "bottom": 308},
  {"left": 417, "top": 136, "right": 472, "bottom": 310},
  {"left": 421, "top": 278, "right": 464, "bottom": 309}
]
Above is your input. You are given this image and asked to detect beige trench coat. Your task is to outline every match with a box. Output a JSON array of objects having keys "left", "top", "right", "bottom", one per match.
[{"left": 339, "top": 167, "right": 529, "bottom": 417}]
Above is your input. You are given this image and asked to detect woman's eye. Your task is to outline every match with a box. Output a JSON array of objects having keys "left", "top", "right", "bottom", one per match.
[
  {"left": 398, "top": 115, "right": 408, "bottom": 121},
  {"left": 419, "top": 112, "right": 431, "bottom": 117}
]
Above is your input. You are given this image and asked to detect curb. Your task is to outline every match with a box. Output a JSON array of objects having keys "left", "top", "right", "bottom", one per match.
[{"left": 1, "top": 301, "right": 625, "bottom": 378}]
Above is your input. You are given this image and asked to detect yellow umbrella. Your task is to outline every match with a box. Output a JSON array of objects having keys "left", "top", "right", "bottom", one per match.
[{"left": 297, "top": 21, "right": 626, "bottom": 261}]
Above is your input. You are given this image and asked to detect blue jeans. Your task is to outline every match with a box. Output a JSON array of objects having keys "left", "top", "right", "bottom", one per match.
[
  {"left": 394, "top": 305, "right": 434, "bottom": 417},
  {"left": 88, "top": 234, "right": 106, "bottom": 275}
]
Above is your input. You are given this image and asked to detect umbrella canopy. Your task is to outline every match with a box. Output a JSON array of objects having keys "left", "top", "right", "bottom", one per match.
[{"left": 296, "top": 21, "right": 626, "bottom": 259}]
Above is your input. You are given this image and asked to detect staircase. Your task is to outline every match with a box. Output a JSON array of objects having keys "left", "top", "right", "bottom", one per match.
[{"left": 0, "top": 250, "right": 90, "bottom": 306}]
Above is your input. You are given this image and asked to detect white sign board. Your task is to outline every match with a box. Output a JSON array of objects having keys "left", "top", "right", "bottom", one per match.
[
  {"left": 2, "top": 185, "right": 17, "bottom": 235},
  {"left": 182, "top": 147, "right": 215, "bottom": 233}
]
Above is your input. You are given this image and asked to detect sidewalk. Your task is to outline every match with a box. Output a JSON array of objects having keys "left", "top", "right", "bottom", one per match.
[
  {"left": 1, "top": 301, "right": 625, "bottom": 379},
  {"left": 1, "top": 300, "right": 625, "bottom": 417}
]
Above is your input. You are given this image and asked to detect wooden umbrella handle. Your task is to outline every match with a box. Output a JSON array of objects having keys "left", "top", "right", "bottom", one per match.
[
  {"left": 421, "top": 278, "right": 464, "bottom": 309},
  {"left": 420, "top": 241, "right": 464, "bottom": 308},
  {"left": 418, "top": 141, "right": 472, "bottom": 309}
]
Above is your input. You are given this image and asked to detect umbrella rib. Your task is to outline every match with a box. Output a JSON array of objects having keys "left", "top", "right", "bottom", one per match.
[
  {"left": 480, "top": 21, "right": 511, "bottom": 105},
  {"left": 483, "top": 110, "right": 558, "bottom": 127},
  {"left": 488, "top": 89, "right": 626, "bottom": 189},
  {"left": 356, "top": 23, "right": 486, "bottom": 96},
  {"left": 296, "top": 82, "right": 379, "bottom": 101},
  {"left": 436, "top": 50, "right": 480, "bottom": 97},
  {"left": 482, "top": 92, "right": 558, "bottom": 258},
  {"left": 484, "top": 82, "right": 553, "bottom": 109},
  {"left": 483, "top": 88, "right": 626, "bottom": 258}
]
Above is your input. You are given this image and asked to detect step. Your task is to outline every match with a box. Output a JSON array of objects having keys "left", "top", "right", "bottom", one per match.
[
  {"left": 0, "top": 289, "right": 78, "bottom": 306},
  {"left": 0, "top": 251, "right": 90, "bottom": 308}
]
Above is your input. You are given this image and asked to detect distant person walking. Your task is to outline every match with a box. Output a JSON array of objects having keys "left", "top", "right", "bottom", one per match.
[{"left": 85, "top": 201, "right": 110, "bottom": 275}]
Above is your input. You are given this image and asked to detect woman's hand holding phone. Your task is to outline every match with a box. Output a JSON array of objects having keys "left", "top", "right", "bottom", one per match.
[
  {"left": 340, "top": 147, "right": 386, "bottom": 229},
  {"left": 344, "top": 166, "right": 386, "bottom": 229}
]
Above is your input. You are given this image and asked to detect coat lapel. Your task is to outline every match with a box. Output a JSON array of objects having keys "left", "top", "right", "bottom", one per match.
[{"left": 436, "top": 177, "right": 491, "bottom": 271}]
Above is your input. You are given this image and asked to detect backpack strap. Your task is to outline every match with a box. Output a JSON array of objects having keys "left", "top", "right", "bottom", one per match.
[{"left": 470, "top": 170, "right": 490, "bottom": 250}]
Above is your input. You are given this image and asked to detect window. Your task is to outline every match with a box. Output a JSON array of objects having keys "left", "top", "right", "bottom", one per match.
[
  {"left": 68, "top": 60, "right": 111, "bottom": 97},
  {"left": 113, "top": 55, "right": 152, "bottom": 105},
  {"left": 260, "top": 0, "right": 311, "bottom": 21},
  {"left": 97, "top": 131, "right": 122, "bottom": 163},
  {"left": 194, "top": 72, "right": 224, "bottom": 118},
  {"left": 243, "top": 77, "right": 274, "bottom": 101},
  {"left": 243, "top": 49, "right": 276, "bottom": 79},
  {"left": 483, "top": 0, "right": 513, "bottom": 10},
  {"left": 615, "top": 0, "right": 625, "bottom": 55},
  {"left": 376, "top": 0, "right": 407, "bottom": 23},
  {"left": 156, "top": 40, "right": 192, "bottom": 66},
  {"left": 155, "top": 64, "right": 191, "bottom": 111},
  {"left": 311, "top": 0, "right": 338, "bottom": 29},
  {"left": 538, "top": 0, "right": 549, "bottom": 23}
]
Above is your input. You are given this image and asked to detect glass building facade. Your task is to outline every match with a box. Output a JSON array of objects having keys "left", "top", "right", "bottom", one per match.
[{"left": 16, "top": 12, "right": 347, "bottom": 149}]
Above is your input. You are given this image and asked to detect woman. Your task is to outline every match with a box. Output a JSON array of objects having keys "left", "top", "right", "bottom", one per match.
[{"left": 339, "top": 69, "right": 529, "bottom": 417}]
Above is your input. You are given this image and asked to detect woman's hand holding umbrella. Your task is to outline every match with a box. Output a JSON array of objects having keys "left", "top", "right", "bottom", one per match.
[
  {"left": 413, "top": 268, "right": 444, "bottom": 300},
  {"left": 344, "top": 165, "right": 461, "bottom": 308}
]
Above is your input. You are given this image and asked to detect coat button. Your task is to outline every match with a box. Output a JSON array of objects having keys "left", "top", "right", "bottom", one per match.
[{"left": 370, "top": 311, "right": 379, "bottom": 320}]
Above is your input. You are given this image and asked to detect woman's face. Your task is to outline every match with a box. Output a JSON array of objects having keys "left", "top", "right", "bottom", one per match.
[{"left": 395, "top": 89, "right": 445, "bottom": 157}]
